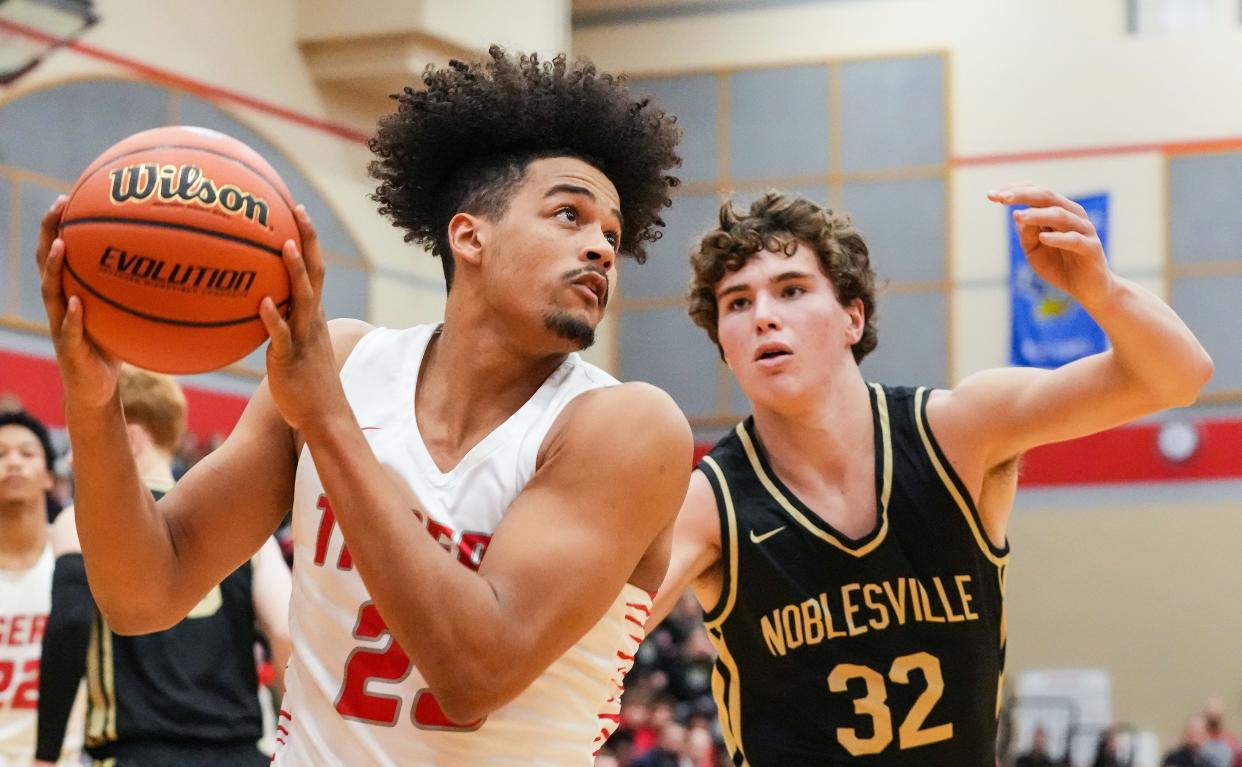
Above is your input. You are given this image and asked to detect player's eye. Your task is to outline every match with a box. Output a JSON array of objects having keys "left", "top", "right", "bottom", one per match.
[
  {"left": 782, "top": 285, "right": 806, "bottom": 298},
  {"left": 555, "top": 206, "right": 578, "bottom": 223},
  {"left": 726, "top": 296, "right": 750, "bottom": 312},
  {"left": 604, "top": 231, "right": 619, "bottom": 248}
]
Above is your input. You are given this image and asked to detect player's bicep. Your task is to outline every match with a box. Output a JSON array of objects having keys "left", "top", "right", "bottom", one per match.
[
  {"left": 651, "top": 469, "right": 720, "bottom": 627},
  {"left": 155, "top": 378, "right": 297, "bottom": 613},
  {"left": 478, "top": 385, "right": 692, "bottom": 681}
]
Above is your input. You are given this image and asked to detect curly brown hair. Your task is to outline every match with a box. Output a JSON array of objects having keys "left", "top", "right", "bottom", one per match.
[
  {"left": 368, "top": 46, "right": 682, "bottom": 290},
  {"left": 688, "top": 192, "right": 878, "bottom": 363}
]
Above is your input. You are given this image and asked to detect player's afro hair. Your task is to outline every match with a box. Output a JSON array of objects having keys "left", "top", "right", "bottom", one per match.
[{"left": 368, "top": 45, "right": 682, "bottom": 289}]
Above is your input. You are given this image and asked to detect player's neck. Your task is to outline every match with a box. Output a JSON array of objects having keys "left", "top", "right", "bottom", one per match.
[
  {"left": 416, "top": 317, "right": 567, "bottom": 466},
  {"left": 0, "top": 503, "right": 47, "bottom": 570},
  {"left": 750, "top": 368, "right": 873, "bottom": 483}
]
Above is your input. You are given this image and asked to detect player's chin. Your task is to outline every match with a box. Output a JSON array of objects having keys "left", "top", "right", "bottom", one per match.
[{"left": 543, "top": 309, "right": 598, "bottom": 351}]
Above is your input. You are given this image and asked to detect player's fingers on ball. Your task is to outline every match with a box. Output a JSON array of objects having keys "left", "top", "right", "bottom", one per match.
[
  {"left": 61, "top": 295, "right": 86, "bottom": 347},
  {"left": 40, "top": 240, "right": 69, "bottom": 326},
  {"left": 1013, "top": 206, "right": 1093, "bottom": 235},
  {"left": 260, "top": 297, "right": 292, "bottom": 351},
  {"left": 36, "top": 196, "right": 68, "bottom": 269},
  {"left": 294, "top": 206, "right": 326, "bottom": 295},
  {"left": 282, "top": 239, "right": 316, "bottom": 333}
]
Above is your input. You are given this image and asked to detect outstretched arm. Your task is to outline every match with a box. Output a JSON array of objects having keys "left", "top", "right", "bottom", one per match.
[{"left": 929, "top": 186, "right": 1213, "bottom": 540}]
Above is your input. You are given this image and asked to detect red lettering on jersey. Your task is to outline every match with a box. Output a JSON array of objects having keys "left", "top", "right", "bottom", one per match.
[
  {"left": 313, "top": 495, "right": 354, "bottom": 570},
  {"left": 28, "top": 615, "right": 47, "bottom": 646},
  {"left": 0, "top": 659, "right": 39, "bottom": 709},
  {"left": 312, "top": 495, "right": 493, "bottom": 571},
  {"left": 7, "top": 615, "right": 27, "bottom": 645}
]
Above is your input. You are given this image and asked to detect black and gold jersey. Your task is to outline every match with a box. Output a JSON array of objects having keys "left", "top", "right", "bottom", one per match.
[
  {"left": 700, "top": 384, "right": 1008, "bottom": 767},
  {"left": 83, "top": 490, "right": 264, "bottom": 760}
]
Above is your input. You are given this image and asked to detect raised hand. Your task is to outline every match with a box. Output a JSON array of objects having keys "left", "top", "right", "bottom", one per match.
[
  {"left": 988, "top": 185, "right": 1115, "bottom": 311},
  {"left": 36, "top": 195, "right": 123, "bottom": 410},
  {"left": 258, "top": 205, "right": 349, "bottom": 436}
]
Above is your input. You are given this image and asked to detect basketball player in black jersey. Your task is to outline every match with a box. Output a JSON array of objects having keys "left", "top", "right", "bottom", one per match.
[
  {"left": 33, "top": 367, "right": 291, "bottom": 767},
  {"left": 651, "top": 188, "right": 1212, "bottom": 767}
]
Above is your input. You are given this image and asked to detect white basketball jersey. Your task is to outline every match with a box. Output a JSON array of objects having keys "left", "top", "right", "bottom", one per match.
[
  {"left": 0, "top": 546, "right": 84, "bottom": 767},
  {"left": 274, "top": 324, "right": 652, "bottom": 766}
]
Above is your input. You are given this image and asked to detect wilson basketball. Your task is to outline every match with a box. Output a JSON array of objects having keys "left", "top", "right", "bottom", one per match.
[{"left": 59, "top": 126, "right": 297, "bottom": 374}]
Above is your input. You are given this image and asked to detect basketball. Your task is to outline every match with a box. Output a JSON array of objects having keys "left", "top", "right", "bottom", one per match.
[{"left": 59, "top": 126, "right": 297, "bottom": 374}]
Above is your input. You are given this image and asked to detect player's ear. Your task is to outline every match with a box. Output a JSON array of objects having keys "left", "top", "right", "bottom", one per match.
[
  {"left": 844, "top": 298, "right": 865, "bottom": 346},
  {"left": 448, "top": 212, "right": 487, "bottom": 268}
]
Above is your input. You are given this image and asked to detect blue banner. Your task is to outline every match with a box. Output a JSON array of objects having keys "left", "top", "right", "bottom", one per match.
[{"left": 1009, "top": 193, "right": 1109, "bottom": 368}]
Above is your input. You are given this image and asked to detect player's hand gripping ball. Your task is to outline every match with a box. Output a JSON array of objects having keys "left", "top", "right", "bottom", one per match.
[{"left": 59, "top": 126, "right": 297, "bottom": 374}]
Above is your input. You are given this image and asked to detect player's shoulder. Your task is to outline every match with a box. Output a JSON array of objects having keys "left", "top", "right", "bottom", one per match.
[
  {"left": 326, "top": 317, "right": 377, "bottom": 367},
  {"left": 50, "top": 506, "right": 82, "bottom": 556},
  {"left": 556, "top": 382, "right": 691, "bottom": 462}
]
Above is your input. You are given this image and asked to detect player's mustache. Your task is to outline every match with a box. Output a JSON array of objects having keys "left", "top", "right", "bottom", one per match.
[{"left": 562, "top": 266, "right": 610, "bottom": 308}]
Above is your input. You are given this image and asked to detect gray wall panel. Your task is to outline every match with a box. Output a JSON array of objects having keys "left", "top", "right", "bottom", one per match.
[
  {"left": 1170, "top": 152, "right": 1242, "bottom": 265},
  {"left": 840, "top": 56, "right": 944, "bottom": 171},
  {"left": 0, "top": 177, "right": 9, "bottom": 315},
  {"left": 0, "top": 81, "right": 168, "bottom": 181},
  {"left": 859, "top": 290, "right": 946, "bottom": 387},
  {"left": 635, "top": 75, "right": 719, "bottom": 185},
  {"left": 840, "top": 177, "right": 946, "bottom": 283},
  {"left": 626, "top": 194, "right": 720, "bottom": 299},
  {"left": 620, "top": 307, "right": 720, "bottom": 416},
  {"left": 18, "top": 184, "right": 59, "bottom": 323},
  {"left": 1172, "top": 274, "right": 1242, "bottom": 392},
  {"left": 729, "top": 66, "right": 830, "bottom": 180}
]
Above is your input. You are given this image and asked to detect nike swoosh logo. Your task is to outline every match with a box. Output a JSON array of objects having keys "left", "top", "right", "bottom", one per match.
[{"left": 749, "top": 526, "right": 787, "bottom": 544}]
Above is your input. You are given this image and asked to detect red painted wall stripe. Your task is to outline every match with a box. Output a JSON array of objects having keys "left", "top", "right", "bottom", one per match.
[{"left": 0, "top": 349, "right": 249, "bottom": 439}]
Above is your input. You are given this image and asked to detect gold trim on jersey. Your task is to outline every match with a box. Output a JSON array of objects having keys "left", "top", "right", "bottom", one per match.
[
  {"left": 85, "top": 613, "right": 118, "bottom": 746},
  {"left": 733, "top": 383, "right": 892, "bottom": 557},
  {"left": 706, "top": 627, "right": 751, "bottom": 767},
  {"left": 912, "top": 387, "right": 1009, "bottom": 569},
  {"left": 702, "top": 456, "right": 740, "bottom": 630}
]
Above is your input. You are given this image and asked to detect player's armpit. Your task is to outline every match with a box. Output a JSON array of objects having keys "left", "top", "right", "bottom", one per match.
[
  {"left": 650, "top": 469, "right": 722, "bottom": 627},
  {"left": 434, "top": 383, "right": 692, "bottom": 721}
]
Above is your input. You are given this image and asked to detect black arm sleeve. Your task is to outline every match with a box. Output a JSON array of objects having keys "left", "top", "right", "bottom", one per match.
[{"left": 35, "top": 553, "right": 96, "bottom": 762}]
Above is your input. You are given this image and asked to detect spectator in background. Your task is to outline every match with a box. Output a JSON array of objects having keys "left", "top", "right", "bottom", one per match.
[
  {"left": 33, "top": 367, "right": 291, "bottom": 767},
  {"left": 0, "top": 392, "right": 23, "bottom": 413},
  {"left": 1163, "top": 715, "right": 1212, "bottom": 767},
  {"left": 0, "top": 410, "right": 81, "bottom": 766},
  {"left": 1093, "top": 728, "right": 1124, "bottom": 767},
  {"left": 1016, "top": 726, "right": 1060, "bottom": 767},
  {"left": 1201, "top": 697, "right": 1240, "bottom": 767},
  {"left": 685, "top": 725, "right": 717, "bottom": 767},
  {"left": 631, "top": 721, "right": 688, "bottom": 767}
]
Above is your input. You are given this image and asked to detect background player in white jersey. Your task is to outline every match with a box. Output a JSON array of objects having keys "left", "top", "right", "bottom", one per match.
[
  {"left": 34, "top": 47, "right": 689, "bottom": 765},
  {"left": 0, "top": 411, "right": 81, "bottom": 767}
]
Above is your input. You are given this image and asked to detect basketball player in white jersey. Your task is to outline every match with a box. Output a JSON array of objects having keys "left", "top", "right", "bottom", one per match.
[
  {"left": 0, "top": 411, "right": 82, "bottom": 767},
  {"left": 34, "top": 47, "right": 688, "bottom": 766}
]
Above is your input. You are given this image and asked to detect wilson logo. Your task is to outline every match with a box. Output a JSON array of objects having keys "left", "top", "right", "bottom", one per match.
[
  {"left": 108, "top": 163, "right": 270, "bottom": 227},
  {"left": 99, "top": 246, "right": 256, "bottom": 296}
]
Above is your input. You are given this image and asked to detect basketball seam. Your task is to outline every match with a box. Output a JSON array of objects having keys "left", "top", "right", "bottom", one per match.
[
  {"left": 62, "top": 255, "right": 290, "bottom": 329},
  {"left": 60, "top": 217, "right": 287, "bottom": 256},
  {"left": 72, "top": 143, "right": 296, "bottom": 213}
]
